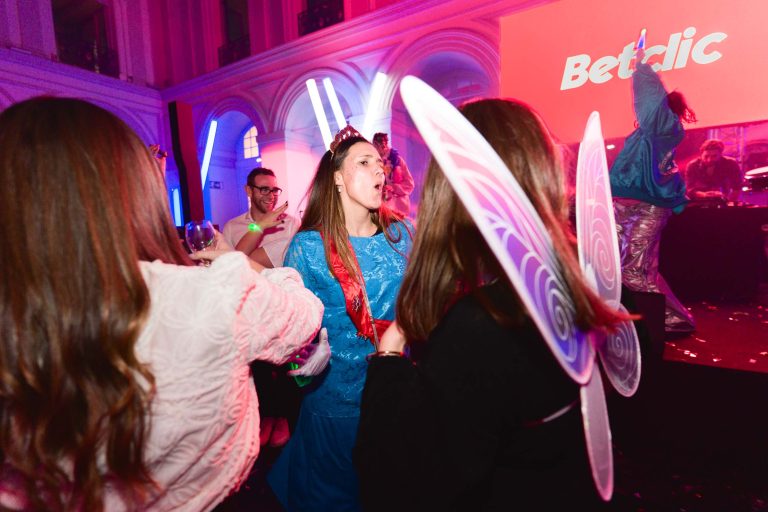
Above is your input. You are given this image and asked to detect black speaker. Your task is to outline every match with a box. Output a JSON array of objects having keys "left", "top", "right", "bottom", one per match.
[
  {"left": 609, "top": 288, "right": 667, "bottom": 451},
  {"left": 660, "top": 206, "right": 768, "bottom": 300}
]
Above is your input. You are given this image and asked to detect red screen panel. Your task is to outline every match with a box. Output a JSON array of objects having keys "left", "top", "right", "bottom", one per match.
[{"left": 500, "top": 0, "right": 768, "bottom": 143}]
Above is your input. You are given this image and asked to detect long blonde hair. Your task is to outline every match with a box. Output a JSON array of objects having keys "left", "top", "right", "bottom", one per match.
[{"left": 0, "top": 97, "right": 191, "bottom": 510}]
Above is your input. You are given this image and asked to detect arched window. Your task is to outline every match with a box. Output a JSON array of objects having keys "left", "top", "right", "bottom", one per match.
[{"left": 243, "top": 126, "right": 259, "bottom": 159}]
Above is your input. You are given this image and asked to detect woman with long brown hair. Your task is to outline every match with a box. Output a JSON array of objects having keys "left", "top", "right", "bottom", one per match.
[
  {"left": 0, "top": 97, "right": 322, "bottom": 511},
  {"left": 268, "top": 126, "right": 413, "bottom": 511},
  {"left": 354, "top": 99, "right": 628, "bottom": 510}
]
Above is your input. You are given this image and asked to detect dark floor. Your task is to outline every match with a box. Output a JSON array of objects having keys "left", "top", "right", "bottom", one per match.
[
  {"left": 214, "top": 446, "right": 285, "bottom": 511},
  {"left": 608, "top": 361, "right": 768, "bottom": 511},
  {"left": 665, "top": 294, "right": 768, "bottom": 374},
  {"left": 216, "top": 287, "right": 768, "bottom": 512},
  {"left": 608, "top": 283, "right": 768, "bottom": 511}
]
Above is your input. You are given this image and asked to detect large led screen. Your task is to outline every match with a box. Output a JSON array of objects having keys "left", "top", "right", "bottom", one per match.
[{"left": 500, "top": 0, "right": 768, "bottom": 142}]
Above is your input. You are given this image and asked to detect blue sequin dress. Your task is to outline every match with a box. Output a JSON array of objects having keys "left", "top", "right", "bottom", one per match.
[{"left": 268, "top": 222, "right": 412, "bottom": 512}]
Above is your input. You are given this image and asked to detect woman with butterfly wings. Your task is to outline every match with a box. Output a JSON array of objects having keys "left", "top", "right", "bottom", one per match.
[{"left": 354, "top": 96, "right": 632, "bottom": 511}]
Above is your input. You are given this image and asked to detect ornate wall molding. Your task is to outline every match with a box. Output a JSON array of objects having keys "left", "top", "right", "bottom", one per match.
[{"left": 0, "top": 48, "right": 162, "bottom": 143}]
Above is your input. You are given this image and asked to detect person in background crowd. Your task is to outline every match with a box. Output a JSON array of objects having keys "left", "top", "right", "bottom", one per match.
[
  {"left": 354, "top": 98, "right": 625, "bottom": 511},
  {"left": 223, "top": 167, "right": 298, "bottom": 268},
  {"left": 609, "top": 48, "right": 696, "bottom": 333},
  {"left": 685, "top": 139, "right": 743, "bottom": 203},
  {"left": 268, "top": 125, "right": 413, "bottom": 512},
  {"left": 372, "top": 132, "right": 415, "bottom": 218},
  {"left": 0, "top": 97, "right": 322, "bottom": 511},
  {"left": 149, "top": 144, "right": 167, "bottom": 173},
  {"left": 223, "top": 167, "right": 301, "bottom": 448}
]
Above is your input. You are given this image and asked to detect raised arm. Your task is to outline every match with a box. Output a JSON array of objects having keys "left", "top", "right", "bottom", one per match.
[
  {"left": 632, "top": 60, "right": 669, "bottom": 131},
  {"left": 234, "top": 202, "right": 290, "bottom": 268},
  {"left": 235, "top": 232, "right": 273, "bottom": 268}
]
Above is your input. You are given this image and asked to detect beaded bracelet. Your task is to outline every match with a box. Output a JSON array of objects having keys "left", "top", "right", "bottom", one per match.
[{"left": 365, "top": 350, "right": 405, "bottom": 361}]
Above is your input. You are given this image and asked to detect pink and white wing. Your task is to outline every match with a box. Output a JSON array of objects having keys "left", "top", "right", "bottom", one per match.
[
  {"left": 580, "top": 365, "right": 614, "bottom": 501},
  {"left": 575, "top": 111, "right": 641, "bottom": 396},
  {"left": 400, "top": 76, "right": 594, "bottom": 384}
]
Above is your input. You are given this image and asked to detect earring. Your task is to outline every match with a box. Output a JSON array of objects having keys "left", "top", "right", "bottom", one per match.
[{"left": 336, "top": 185, "right": 341, "bottom": 193}]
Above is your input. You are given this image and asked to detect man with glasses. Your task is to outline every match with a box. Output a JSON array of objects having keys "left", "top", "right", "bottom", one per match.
[
  {"left": 223, "top": 167, "right": 298, "bottom": 268},
  {"left": 223, "top": 168, "right": 301, "bottom": 449}
]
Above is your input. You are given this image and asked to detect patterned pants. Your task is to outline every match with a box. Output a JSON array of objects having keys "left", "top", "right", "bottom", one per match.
[{"left": 614, "top": 198, "right": 695, "bottom": 332}]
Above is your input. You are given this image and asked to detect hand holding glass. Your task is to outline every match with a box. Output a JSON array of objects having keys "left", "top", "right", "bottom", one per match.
[{"left": 185, "top": 220, "right": 216, "bottom": 265}]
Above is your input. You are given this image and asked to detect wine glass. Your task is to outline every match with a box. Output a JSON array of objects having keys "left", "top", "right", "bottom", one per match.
[{"left": 185, "top": 220, "right": 216, "bottom": 265}]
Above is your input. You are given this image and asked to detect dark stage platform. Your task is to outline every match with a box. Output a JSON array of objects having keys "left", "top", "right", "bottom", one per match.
[{"left": 606, "top": 284, "right": 768, "bottom": 511}]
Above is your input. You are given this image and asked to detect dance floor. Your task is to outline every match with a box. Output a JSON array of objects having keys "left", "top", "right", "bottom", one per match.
[
  {"left": 608, "top": 284, "right": 768, "bottom": 511},
  {"left": 664, "top": 289, "right": 768, "bottom": 374},
  {"left": 216, "top": 286, "right": 768, "bottom": 512}
]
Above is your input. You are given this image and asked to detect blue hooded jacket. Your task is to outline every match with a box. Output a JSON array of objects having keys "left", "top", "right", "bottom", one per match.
[{"left": 609, "top": 62, "right": 688, "bottom": 213}]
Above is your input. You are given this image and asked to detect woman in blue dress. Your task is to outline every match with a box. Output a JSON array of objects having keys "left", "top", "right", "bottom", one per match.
[{"left": 268, "top": 125, "right": 413, "bottom": 511}]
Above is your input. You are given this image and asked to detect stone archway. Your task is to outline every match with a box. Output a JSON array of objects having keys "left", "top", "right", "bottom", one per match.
[
  {"left": 272, "top": 66, "right": 368, "bottom": 218},
  {"left": 195, "top": 96, "right": 267, "bottom": 226},
  {"left": 389, "top": 46, "right": 497, "bottom": 216}
]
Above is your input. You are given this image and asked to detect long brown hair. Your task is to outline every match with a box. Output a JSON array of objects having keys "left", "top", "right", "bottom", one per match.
[
  {"left": 299, "top": 136, "right": 409, "bottom": 280},
  {"left": 0, "top": 97, "right": 191, "bottom": 510},
  {"left": 397, "top": 98, "right": 629, "bottom": 342},
  {"left": 667, "top": 91, "right": 696, "bottom": 124}
]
